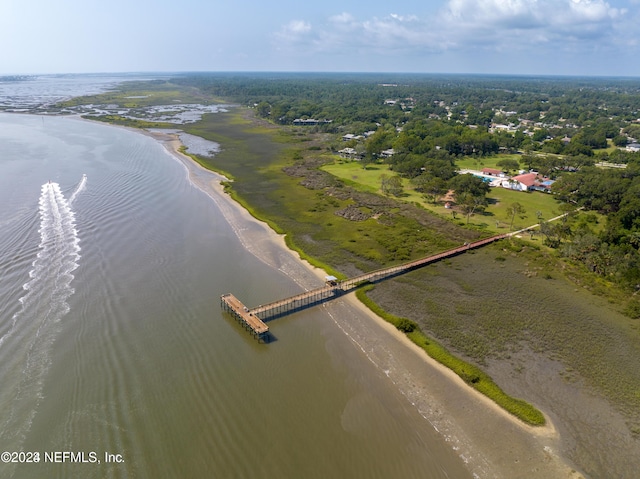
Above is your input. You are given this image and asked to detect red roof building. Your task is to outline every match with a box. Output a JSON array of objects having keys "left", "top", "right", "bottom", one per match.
[
  {"left": 482, "top": 167, "right": 504, "bottom": 176},
  {"left": 511, "top": 172, "right": 538, "bottom": 187},
  {"left": 503, "top": 172, "right": 555, "bottom": 192}
]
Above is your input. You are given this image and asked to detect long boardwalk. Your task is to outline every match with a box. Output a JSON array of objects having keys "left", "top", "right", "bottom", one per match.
[{"left": 221, "top": 233, "right": 508, "bottom": 340}]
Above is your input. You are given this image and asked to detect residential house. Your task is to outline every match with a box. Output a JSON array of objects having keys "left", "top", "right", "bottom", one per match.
[
  {"left": 626, "top": 143, "right": 640, "bottom": 153},
  {"left": 502, "top": 172, "right": 537, "bottom": 191},
  {"left": 338, "top": 147, "right": 361, "bottom": 159},
  {"left": 481, "top": 167, "right": 505, "bottom": 177},
  {"left": 342, "top": 133, "right": 365, "bottom": 142},
  {"left": 293, "top": 118, "right": 332, "bottom": 126},
  {"left": 502, "top": 172, "right": 555, "bottom": 193}
]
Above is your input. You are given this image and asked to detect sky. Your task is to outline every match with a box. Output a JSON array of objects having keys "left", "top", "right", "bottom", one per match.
[{"left": 2, "top": 0, "right": 640, "bottom": 77}]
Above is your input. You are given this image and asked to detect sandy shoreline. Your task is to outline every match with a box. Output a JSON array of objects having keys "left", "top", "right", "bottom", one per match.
[{"left": 140, "top": 127, "right": 587, "bottom": 479}]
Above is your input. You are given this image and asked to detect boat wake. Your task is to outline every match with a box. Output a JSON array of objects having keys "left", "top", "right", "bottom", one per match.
[
  {"left": 0, "top": 179, "right": 83, "bottom": 455},
  {"left": 68, "top": 173, "right": 86, "bottom": 205}
]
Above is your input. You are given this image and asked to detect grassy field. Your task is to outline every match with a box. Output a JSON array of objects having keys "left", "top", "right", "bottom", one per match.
[
  {"left": 321, "top": 159, "right": 384, "bottom": 194},
  {"left": 455, "top": 154, "right": 523, "bottom": 171},
  {"left": 322, "top": 158, "right": 563, "bottom": 234}
]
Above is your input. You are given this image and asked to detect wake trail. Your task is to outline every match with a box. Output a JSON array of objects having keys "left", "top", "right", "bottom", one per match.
[
  {"left": 0, "top": 180, "right": 82, "bottom": 458},
  {"left": 68, "top": 173, "right": 87, "bottom": 205}
]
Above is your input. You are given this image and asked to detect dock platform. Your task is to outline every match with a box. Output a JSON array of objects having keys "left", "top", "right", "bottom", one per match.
[{"left": 220, "top": 293, "right": 269, "bottom": 340}]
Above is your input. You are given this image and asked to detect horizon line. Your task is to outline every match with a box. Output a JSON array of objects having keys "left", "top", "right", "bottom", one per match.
[{"left": 2, "top": 70, "right": 640, "bottom": 80}]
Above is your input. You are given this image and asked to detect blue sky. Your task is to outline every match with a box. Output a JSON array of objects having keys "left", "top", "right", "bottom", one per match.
[{"left": 2, "top": 0, "right": 639, "bottom": 76}]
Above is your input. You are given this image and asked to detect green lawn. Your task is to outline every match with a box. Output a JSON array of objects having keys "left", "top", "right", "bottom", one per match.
[
  {"left": 484, "top": 187, "right": 562, "bottom": 231},
  {"left": 455, "top": 154, "right": 522, "bottom": 171},
  {"left": 322, "top": 157, "right": 564, "bottom": 234},
  {"left": 322, "top": 158, "right": 384, "bottom": 193},
  {"left": 594, "top": 139, "right": 619, "bottom": 155}
]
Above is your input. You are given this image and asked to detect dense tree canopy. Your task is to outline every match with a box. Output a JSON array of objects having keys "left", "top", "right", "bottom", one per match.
[{"left": 171, "top": 72, "right": 640, "bottom": 292}]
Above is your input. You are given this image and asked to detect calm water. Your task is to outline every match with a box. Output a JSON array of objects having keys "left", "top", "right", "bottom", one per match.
[{"left": 0, "top": 112, "right": 472, "bottom": 478}]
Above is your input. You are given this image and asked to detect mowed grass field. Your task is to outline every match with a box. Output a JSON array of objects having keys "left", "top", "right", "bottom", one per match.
[
  {"left": 455, "top": 154, "right": 523, "bottom": 171},
  {"left": 322, "top": 157, "right": 563, "bottom": 234}
]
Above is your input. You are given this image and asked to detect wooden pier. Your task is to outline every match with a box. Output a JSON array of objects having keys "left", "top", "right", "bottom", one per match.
[
  {"left": 220, "top": 293, "right": 269, "bottom": 340},
  {"left": 222, "top": 233, "right": 508, "bottom": 340}
]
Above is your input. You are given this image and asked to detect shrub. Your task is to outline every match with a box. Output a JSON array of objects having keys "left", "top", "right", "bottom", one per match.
[
  {"left": 624, "top": 298, "right": 640, "bottom": 319},
  {"left": 396, "top": 317, "right": 418, "bottom": 333}
]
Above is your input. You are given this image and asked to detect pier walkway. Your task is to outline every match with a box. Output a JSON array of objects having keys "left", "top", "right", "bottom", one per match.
[{"left": 221, "top": 233, "right": 508, "bottom": 340}]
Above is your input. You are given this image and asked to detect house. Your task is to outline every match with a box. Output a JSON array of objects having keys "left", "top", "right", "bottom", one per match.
[
  {"left": 626, "top": 143, "right": 640, "bottom": 153},
  {"left": 342, "top": 133, "right": 364, "bottom": 142},
  {"left": 502, "top": 173, "right": 555, "bottom": 193},
  {"left": 502, "top": 172, "right": 537, "bottom": 191},
  {"left": 490, "top": 124, "right": 511, "bottom": 132},
  {"left": 293, "top": 118, "right": 332, "bottom": 126},
  {"left": 481, "top": 167, "right": 505, "bottom": 177},
  {"left": 338, "top": 147, "right": 361, "bottom": 159},
  {"left": 380, "top": 148, "right": 395, "bottom": 158}
]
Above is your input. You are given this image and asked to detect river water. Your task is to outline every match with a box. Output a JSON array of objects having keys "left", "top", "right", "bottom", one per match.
[{"left": 0, "top": 97, "right": 472, "bottom": 477}]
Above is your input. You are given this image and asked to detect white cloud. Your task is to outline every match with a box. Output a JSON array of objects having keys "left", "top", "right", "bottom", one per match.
[
  {"left": 274, "top": 19, "right": 312, "bottom": 43},
  {"left": 444, "top": 1, "right": 608, "bottom": 28},
  {"left": 272, "top": 0, "right": 639, "bottom": 62},
  {"left": 329, "top": 12, "right": 355, "bottom": 24},
  {"left": 286, "top": 20, "right": 312, "bottom": 34},
  {"left": 389, "top": 13, "right": 419, "bottom": 22}
]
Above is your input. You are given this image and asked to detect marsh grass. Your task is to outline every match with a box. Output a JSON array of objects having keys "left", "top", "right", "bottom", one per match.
[
  {"left": 182, "top": 110, "right": 479, "bottom": 276},
  {"left": 356, "top": 286, "right": 546, "bottom": 426},
  {"left": 366, "top": 243, "right": 640, "bottom": 428},
  {"left": 57, "top": 81, "right": 219, "bottom": 108}
]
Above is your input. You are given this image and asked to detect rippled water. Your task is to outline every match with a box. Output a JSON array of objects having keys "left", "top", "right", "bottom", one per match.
[{"left": 0, "top": 113, "right": 472, "bottom": 478}]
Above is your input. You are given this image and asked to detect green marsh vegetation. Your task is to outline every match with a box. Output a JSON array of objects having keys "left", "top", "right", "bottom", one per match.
[
  {"left": 364, "top": 242, "right": 640, "bottom": 433},
  {"left": 57, "top": 79, "right": 219, "bottom": 108},
  {"left": 356, "top": 285, "right": 546, "bottom": 426},
  {"left": 180, "top": 109, "right": 481, "bottom": 275}
]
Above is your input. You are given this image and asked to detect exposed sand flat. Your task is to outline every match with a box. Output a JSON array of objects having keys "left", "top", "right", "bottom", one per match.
[{"left": 146, "top": 127, "right": 587, "bottom": 479}]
